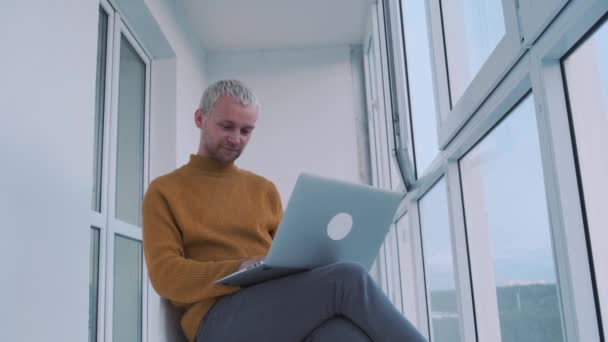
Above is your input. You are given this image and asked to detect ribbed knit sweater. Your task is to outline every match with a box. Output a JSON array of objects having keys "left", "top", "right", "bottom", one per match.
[{"left": 142, "top": 154, "right": 283, "bottom": 342}]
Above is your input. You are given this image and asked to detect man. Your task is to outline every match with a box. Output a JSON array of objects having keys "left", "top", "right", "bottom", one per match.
[{"left": 142, "top": 80, "right": 426, "bottom": 342}]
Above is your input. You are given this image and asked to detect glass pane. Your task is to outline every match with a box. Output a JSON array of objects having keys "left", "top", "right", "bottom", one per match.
[
  {"left": 396, "top": 213, "right": 415, "bottom": 317},
  {"left": 370, "top": 258, "right": 380, "bottom": 283},
  {"left": 368, "top": 44, "right": 391, "bottom": 189},
  {"left": 373, "top": 111, "right": 387, "bottom": 188},
  {"left": 385, "top": 225, "right": 403, "bottom": 311},
  {"left": 460, "top": 95, "right": 565, "bottom": 342},
  {"left": 113, "top": 235, "right": 143, "bottom": 342},
  {"left": 401, "top": 0, "right": 439, "bottom": 176},
  {"left": 92, "top": 7, "right": 108, "bottom": 212},
  {"left": 563, "top": 20, "right": 608, "bottom": 329},
  {"left": 419, "top": 178, "right": 462, "bottom": 342},
  {"left": 89, "top": 228, "right": 100, "bottom": 342},
  {"left": 115, "top": 36, "right": 146, "bottom": 226},
  {"left": 441, "top": 0, "right": 505, "bottom": 104},
  {"left": 376, "top": 245, "right": 389, "bottom": 291}
]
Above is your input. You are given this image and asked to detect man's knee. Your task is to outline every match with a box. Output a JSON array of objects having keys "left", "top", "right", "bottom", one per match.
[
  {"left": 303, "top": 317, "right": 371, "bottom": 342},
  {"left": 326, "top": 261, "right": 369, "bottom": 281}
]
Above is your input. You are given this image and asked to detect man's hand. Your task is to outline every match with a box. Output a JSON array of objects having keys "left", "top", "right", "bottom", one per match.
[{"left": 239, "top": 256, "right": 265, "bottom": 270}]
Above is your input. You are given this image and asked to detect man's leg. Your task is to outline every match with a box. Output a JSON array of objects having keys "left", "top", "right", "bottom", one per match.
[
  {"left": 301, "top": 316, "right": 371, "bottom": 342},
  {"left": 196, "top": 261, "right": 426, "bottom": 342}
]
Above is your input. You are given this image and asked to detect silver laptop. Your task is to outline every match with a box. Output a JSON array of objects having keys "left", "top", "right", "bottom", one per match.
[{"left": 215, "top": 173, "right": 404, "bottom": 287}]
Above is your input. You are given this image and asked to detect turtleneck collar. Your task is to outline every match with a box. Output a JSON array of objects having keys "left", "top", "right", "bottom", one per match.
[{"left": 186, "top": 154, "right": 238, "bottom": 177}]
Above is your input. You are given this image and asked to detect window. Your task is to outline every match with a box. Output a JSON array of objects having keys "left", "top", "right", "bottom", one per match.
[
  {"left": 106, "top": 26, "right": 150, "bottom": 342},
  {"left": 374, "top": 0, "right": 607, "bottom": 340},
  {"left": 382, "top": 0, "right": 417, "bottom": 190},
  {"left": 385, "top": 225, "right": 404, "bottom": 312},
  {"left": 115, "top": 35, "right": 147, "bottom": 227},
  {"left": 89, "top": 2, "right": 150, "bottom": 341},
  {"left": 400, "top": 0, "right": 440, "bottom": 176},
  {"left": 368, "top": 42, "right": 391, "bottom": 189},
  {"left": 366, "top": 4, "right": 410, "bottom": 298},
  {"left": 113, "top": 236, "right": 143, "bottom": 342},
  {"left": 89, "top": 228, "right": 101, "bottom": 342},
  {"left": 460, "top": 95, "right": 565, "bottom": 342},
  {"left": 396, "top": 212, "right": 419, "bottom": 322},
  {"left": 419, "top": 178, "right": 462, "bottom": 342},
  {"left": 365, "top": 32, "right": 389, "bottom": 286},
  {"left": 562, "top": 19, "right": 608, "bottom": 333},
  {"left": 440, "top": 0, "right": 506, "bottom": 105},
  {"left": 89, "top": 5, "right": 112, "bottom": 342}
]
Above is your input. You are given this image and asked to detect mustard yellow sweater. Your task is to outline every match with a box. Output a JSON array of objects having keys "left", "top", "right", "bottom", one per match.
[{"left": 142, "top": 154, "right": 283, "bottom": 342}]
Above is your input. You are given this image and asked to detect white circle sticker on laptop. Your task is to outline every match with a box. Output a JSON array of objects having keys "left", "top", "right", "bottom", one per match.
[{"left": 327, "top": 213, "right": 353, "bottom": 241}]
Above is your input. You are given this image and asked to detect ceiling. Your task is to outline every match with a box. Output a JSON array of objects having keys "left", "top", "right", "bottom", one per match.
[{"left": 182, "top": 0, "right": 374, "bottom": 52}]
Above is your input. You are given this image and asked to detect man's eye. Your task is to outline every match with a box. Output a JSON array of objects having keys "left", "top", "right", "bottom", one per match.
[{"left": 242, "top": 130, "right": 251, "bottom": 135}]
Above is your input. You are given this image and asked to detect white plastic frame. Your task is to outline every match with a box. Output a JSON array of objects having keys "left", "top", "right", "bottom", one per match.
[
  {"left": 98, "top": 2, "right": 152, "bottom": 341},
  {"left": 529, "top": 0, "right": 608, "bottom": 339},
  {"left": 430, "top": 0, "right": 524, "bottom": 149}
]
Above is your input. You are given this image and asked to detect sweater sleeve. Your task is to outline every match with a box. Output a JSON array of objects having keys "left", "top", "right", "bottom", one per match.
[
  {"left": 142, "top": 183, "right": 241, "bottom": 304},
  {"left": 267, "top": 180, "right": 284, "bottom": 238}
]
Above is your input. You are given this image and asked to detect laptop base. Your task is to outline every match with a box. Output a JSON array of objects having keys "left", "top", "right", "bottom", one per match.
[{"left": 215, "top": 264, "right": 308, "bottom": 287}]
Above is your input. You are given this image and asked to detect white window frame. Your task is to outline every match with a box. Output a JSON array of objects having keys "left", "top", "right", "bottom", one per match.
[
  {"left": 92, "top": 1, "right": 153, "bottom": 341},
  {"left": 90, "top": 2, "right": 115, "bottom": 341},
  {"left": 365, "top": 0, "right": 608, "bottom": 340},
  {"left": 364, "top": 4, "right": 398, "bottom": 292},
  {"left": 444, "top": 162, "right": 477, "bottom": 342},
  {"left": 443, "top": 44, "right": 602, "bottom": 341},
  {"left": 408, "top": 168, "right": 472, "bottom": 342},
  {"left": 428, "top": 0, "right": 523, "bottom": 148},
  {"left": 395, "top": 211, "right": 421, "bottom": 324},
  {"left": 408, "top": 199, "right": 431, "bottom": 339},
  {"left": 375, "top": 0, "right": 405, "bottom": 192},
  {"left": 443, "top": 55, "right": 533, "bottom": 342},
  {"left": 363, "top": 36, "right": 380, "bottom": 192},
  {"left": 105, "top": 17, "right": 151, "bottom": 342},
  {"left": 380, "top": 0, "right": 417, "bottom": 187},
  {"left": 373, "top": 1, "right": 411, "bottom": 307},
  {"left": 363, "top": 29, "right": 385, "bottom": 287},
  {"left": 417, "top": 176, "right": 448, "bottom": 342},
  {"left": 371, "top": 4, "right": 393, "bottom": 192},
  {"left": 388, "top": 224, "right": 404, "bottom": 312},
  {"left": 518, "top": 0, "right": 571, "bottom": 45},
  {"left": 529, "top": 0, "right": 608, "bottom": 339}
]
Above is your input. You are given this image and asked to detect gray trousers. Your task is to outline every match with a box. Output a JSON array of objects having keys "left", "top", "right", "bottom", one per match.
[{"left": 196, "top": 262, "right": 427, "bottom": 342}]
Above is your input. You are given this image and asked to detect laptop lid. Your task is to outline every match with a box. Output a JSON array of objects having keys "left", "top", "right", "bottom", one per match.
[{"left": 264, "top": 173, "right": 404, "bottom": 270}]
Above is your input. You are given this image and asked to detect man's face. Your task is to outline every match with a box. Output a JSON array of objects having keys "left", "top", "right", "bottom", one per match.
[{"left": 195, "top": 95, "right": 258, "bottom": 163}]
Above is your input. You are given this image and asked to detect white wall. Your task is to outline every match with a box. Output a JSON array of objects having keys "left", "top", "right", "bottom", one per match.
[
  {"left": 115, "top": 0, "right": 210, "bottom": 178},
  {"left": 143, "top": 0, "right": 209, "bottom": 175},
  {"left": 0, "top": 1, "right": 98, "bottom": 341},
  {"left": 201, "top": 46, "right": 367, "bottom": 202},
  {"left": 0, "top": 1, "right": 207, "bottom": 341}
]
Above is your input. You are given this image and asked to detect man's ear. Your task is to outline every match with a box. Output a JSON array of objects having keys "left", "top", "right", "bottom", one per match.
[{"left": 195, "top": 109, "right": 205, "bottom": 129}]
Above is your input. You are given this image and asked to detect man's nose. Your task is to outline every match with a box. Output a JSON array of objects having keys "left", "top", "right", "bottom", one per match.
[{"left": 227, "top": 132, "right": 239, "bottom": 144}]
